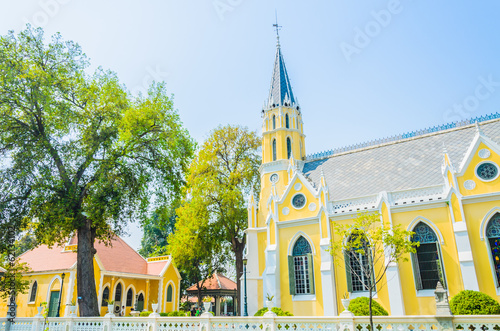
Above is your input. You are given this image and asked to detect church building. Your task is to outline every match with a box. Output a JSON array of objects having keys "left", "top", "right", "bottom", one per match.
[{"left": 245, "top": 34, "right": 500, "bottom": 316}]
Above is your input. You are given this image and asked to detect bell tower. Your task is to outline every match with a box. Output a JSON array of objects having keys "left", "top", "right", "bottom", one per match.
[{"left": 261, "top": 28, "right": 305, "bottom": 165}]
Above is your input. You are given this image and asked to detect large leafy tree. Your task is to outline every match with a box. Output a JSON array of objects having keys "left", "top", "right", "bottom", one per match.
[
  {"left": 330, "top": 212, "right": 418, "bottom": 330},
  {"left": 0, "top": 27, "right": 195, "bottom": 316},
  {"left": 175, "top": 125, "right": 260, "bottom": 314},
  {"left": 168, "top": 198, "right": 226, "bottom": 307}
]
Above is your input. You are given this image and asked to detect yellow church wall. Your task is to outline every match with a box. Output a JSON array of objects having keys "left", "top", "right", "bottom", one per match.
[
  {"left": 162, "top": 264, "right": 180, "bottom": 313},
  {"left": 450, "top": 193, "right": 464, "bottom": 223},
  {"left": 329, "top": 216, "right": 390, "bottom": 315},
  {"left": 391, "top": 205, "right": 463, "bottom": 315},
  {"left": 462, "top": 200, "right": 500, "bottom": 300},
  {"left": 458, "top": 143, "right": 500, "bottom": 196},
  {"left": 278, "top": 178, "right": 318, "bottom": 221},
  {"left": 278, "top": 224, "right": 323, "bottom": 316}
]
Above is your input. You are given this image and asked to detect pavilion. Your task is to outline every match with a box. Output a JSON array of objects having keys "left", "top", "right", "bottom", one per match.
[{"left": 186, "top": 273, "right": 237, "bottom": 316}]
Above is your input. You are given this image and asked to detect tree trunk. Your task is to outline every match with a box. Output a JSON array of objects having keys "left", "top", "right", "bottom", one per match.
[
  {"left": 369, "top": 288, "right": 374, "bottom": 331},
  {"left": 232, "top": 238, "right": 245, "bottom": 316},
  {"left": 76, "top": 219, "right": 99, "bottom": 316}
]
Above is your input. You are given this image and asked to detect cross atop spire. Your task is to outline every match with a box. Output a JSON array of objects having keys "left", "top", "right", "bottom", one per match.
[{"left": 273, "top": 11, "right": 281, "bottom": 46}]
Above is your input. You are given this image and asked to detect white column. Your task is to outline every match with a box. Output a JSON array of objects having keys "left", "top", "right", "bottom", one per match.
[
  {"left": 158, "top": 279, "right": 163, "bottom": 313},
  {"left": 453, "top": 222, "right": 479, "bottom": 290},
  {"left": 319, "top": 238, "right": 337, "bottom": 316},
  {"left": 244, "top": 229, "right": 260, "bottom": 316},
  {"left": 64, "top": 271, "right": 76, "bottom": 316},
  {"left": 385, "top": 261, "right": 405, "bottom": 315}
]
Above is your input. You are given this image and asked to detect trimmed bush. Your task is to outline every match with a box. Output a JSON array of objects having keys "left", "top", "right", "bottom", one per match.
[
  {"left": 140, "top": 311, "right": 152, "bottom": 317},
  {"left": 348, "top": 297, "right": 388, "bottom": 316},
  {"left": 159, "top": 312, "right": 168, "bottom": 316},
  {"left": 254, "top": 307, "right": 293, "bottom": 316},
  {"left": 167, "top": 311, "right": 189, "bottom": 317},
  {"left": 450, "top": 290, "right": 500, "bottom": 315}
]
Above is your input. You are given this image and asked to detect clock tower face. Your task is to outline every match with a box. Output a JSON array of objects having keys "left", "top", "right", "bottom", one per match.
[{"left": 270, "top": 173, "right": 279, "bottom": 183}]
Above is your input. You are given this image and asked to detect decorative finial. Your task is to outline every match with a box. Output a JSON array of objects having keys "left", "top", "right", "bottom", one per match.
[
  {"left": 273, "top": 10, "right": 282, "bottom": 47},
  {"left": 442, "top": 142, "right": 448, "bottom": 154}
]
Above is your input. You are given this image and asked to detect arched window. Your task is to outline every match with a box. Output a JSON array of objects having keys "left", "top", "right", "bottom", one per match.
[
  {"left": 288, "top": 236, "right": 314, "bottom": 295},
  {"left": 272, "top": 139, "right": 277, "bottom": 161},
  {"left": 137, "top": 293, "right": 145, "bottom": 311},
  {"left": 102, "top": 287, "right": 109, "bottom": 305},
  {"left": 272, "top": 115, "right": 276, "bottom": 130},
  {"left": 115, "top": 283, "right": 122, "bottom": 302},
  {"left": 29, "top": 281, "right": 38, "bottom": 303},
  {"left": 296, "top": 118, "right": 299, "bottom": 129},
  {"left": 285, "top": 114, "right": 290, "bottom": 128},
  {"left": 411, "top": 222, "right": 446, "bottom": 290},
  {"left": 126, "top": 288, "right": 133, "bottom": 307},
  {"left": 166, "top": 284, "right": 173, "bottom": 302},
  {"left": 345, "top": 232, "right": 373, "bottom": 292},
  {"left": 287, "top": 138, "right": 292, "bottom": 159},
  {"left": 486, "top": 213, "right": 500, "bottom": 287}
]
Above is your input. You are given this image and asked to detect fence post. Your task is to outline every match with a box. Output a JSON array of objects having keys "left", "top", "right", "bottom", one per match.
[
  {"left": 67, "top": 317, "right": 74, "bottom": 331},
  {"left": 103, "top": 315, "right": 112, "bottom": 331},
  {"left": 338, "top": 315, "right": 355, "bottom": 331},
  {"left": 32, "top": 316, "right": 43, "bottom": 331},
  {"left": 436, "top": 317, "right": 453, "bottom": 331}
]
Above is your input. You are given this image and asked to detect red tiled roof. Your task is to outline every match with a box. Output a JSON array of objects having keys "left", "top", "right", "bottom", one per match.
[
  {"left": 19, "top": 236, "right": 169, "bottom": 276},
  {"left": 186, "top": 273, "right": 236, "bottom": 291}
]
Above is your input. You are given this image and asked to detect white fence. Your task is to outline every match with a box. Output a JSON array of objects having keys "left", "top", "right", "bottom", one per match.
[{"left": 1, "top": 315, "right": 500, "bottom": 331}]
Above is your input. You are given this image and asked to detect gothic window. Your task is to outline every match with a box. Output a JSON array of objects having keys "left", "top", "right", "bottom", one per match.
[
  {"left": 273, "top": 115, "right": 276, "bottom": 130},
  {"left": 167, "top": 284, "right": 173, "bottom": 302},
  {"left": 102, "top": 286, "right": 109, "bottom": 305},
  {"left": 29, "top": 281, "right": 37, "bottom": 302},
  {"left": 286, "top": 114, "right": 290, "bottom": 128},
  {"left": 486, "top": 213, "right": 500, "bottom": 287},
  {"left": 344, "top": 233, "right": 374, "bottom": 292},
  {"left": 411, "top": 222, "right": 446, "bottom": 290},
  {"left": 126, "top": 288, "right": 133, "bottom": 306},
  {"left": 272, "top": 139, "right": 277, "bottom": 161},
  {"left": 287, "top": 138, "right": 292, "bottom": 159},
  {"left": 115, "top": 283, "right": 122, "bottom": 302},
  {"left": 288, "top": 236, "right": 314, "bottom": 295}
]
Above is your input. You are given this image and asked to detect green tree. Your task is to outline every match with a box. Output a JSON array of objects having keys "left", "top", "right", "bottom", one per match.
[
  {"left": 0, "top": 260, "right": 30, "bottom": 300},
  {"left": 330, "top": 212, "right": 418, "bottom": 330},
  {"left": 0, "top": 27, "right": 195, "bottom": 316},
  {"left": 168, "top": 197, "right": 226, "bottom": 307},
  {"left": 175, "top": 125, "right": 260, "bottom": 314},
  {"left": 139, "top": 200, "right": 180, "bottom": 258}
]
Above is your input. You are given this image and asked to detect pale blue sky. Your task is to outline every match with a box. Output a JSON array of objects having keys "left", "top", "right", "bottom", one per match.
[{"left": 2, "top": 1, "right": 500, "bottom": 250}]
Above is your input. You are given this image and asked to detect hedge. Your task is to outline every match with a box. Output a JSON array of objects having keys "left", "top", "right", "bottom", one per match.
[
  {"left": 348, "top": 297, "right": 388, "bottom": 316},
  {"left": 450, "top": 290, "right": 500, "bottom": 315},
  {"left": 254, "top": 307, "right": 293, "bottom": 316}
]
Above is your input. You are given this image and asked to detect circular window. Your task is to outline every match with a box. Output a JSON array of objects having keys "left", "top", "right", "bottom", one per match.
[
  {"left": 270, "top": 173, "right": 279, "bottom": 183},
  {"left": 476, "top": 162, "right": 499, "bottom": 181},
  {"left": 292, "top": 193, "right": 306, "bottom": 209}
]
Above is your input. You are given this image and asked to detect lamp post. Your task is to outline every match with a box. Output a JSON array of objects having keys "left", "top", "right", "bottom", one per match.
[
  {"left": 243, "top": 257, "right": 248, "bottom": 316},
  {"left": 56, "top": 273, "right": 65, "bottom": 317}
]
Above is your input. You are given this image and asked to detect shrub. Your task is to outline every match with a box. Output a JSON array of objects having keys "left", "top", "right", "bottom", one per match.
[
  {"left": 140, "top": 311, "right": 152, "bottom": 317},
  {"left": 167, "top": 311, "right": 189, "bottom": 317},
  {"left": 450, "top": 290, "right": 500, "bottom": 315},
  {"left": 159, "top": 312, "right": 168, "bottom": 316},
  {"left": 254, "top": 307, "right": 293, "bottom": 316},
  {"left": 348, "top": 297, "right": 388, "bottom": 316}
]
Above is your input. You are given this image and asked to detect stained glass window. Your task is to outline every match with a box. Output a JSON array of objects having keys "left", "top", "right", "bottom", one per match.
[
  {"left": 115, "top": 283, "right": 122, "bottom": 302},
  {"left": 292, "top": 237, "right": 313, "bottom": 295},
  {"left": 286, "top": 114, "right": 290, "bottom": 129},
  {"left": 273, "top": 115, "right": 276, "bottom": 130},
  {"left": 477, "top": 162, "right": 498, "bottom": 181},
  {"left": 411, "top": 222, "right": 446, "bottom": 290},
  {"left": 486, "top": 213, "right": 500, "bottom": 287}
]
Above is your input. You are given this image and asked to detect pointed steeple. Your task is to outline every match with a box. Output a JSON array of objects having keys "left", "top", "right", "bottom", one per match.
[{"left": 266, "top": 28, "right": 298, "bottom": 110}]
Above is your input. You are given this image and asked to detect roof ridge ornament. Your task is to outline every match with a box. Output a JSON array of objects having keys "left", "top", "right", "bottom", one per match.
[{"left": 273, "top": 11, "right": 281, "bottom": 47}]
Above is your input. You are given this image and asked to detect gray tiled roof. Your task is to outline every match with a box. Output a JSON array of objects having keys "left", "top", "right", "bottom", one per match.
[{"left": 303, "top": 120, "right": 500, "bottom": 201}]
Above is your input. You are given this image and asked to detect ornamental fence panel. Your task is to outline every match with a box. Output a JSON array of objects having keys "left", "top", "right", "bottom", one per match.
[{"left": 1, "top": 315, "right": 500, "bottom": 331}]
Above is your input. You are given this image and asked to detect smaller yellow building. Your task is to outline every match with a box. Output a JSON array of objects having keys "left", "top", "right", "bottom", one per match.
[{"left": 1, "top": 236, "right": 181, "bottom": 317}]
